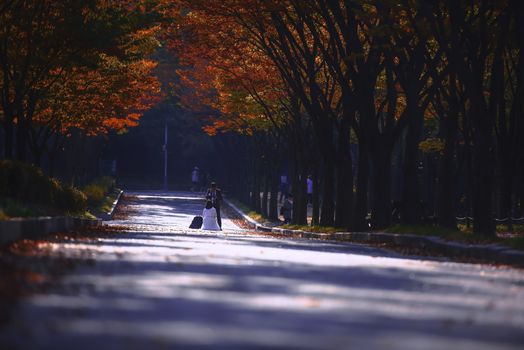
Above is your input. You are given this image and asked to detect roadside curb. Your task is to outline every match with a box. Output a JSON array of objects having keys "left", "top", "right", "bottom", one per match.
[
  {"left": 0, "top": 216, "right": 101, "bottom": 246},
  {"left": 223, "top": 199, "right": 263, "bottom": 230},
  {"left": 99, "top": 190, "right": 124, "bottom": 221},
  {"left": 225, "top": 199, "right": 524, "bottom": 268}
]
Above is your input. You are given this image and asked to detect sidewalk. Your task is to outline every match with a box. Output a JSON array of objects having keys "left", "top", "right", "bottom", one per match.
[{"left": 224, "top": 199, "right": 524, "bottom": 268}]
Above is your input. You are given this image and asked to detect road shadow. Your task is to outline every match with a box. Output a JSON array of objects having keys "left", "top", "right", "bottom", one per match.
[{"left": 1, "top": 191, "right": 523, "bottom": 350}]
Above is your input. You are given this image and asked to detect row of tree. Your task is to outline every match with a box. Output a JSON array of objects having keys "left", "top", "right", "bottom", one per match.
[
  {"left": 0, "top": 0, "right": 163, "bottom": 177},
  {"left": 169, "top": 0, "right": 524, "bottom": 236}
]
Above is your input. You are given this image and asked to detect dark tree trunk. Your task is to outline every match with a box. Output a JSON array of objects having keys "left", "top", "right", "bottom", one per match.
[
  {"left": 519, "top": 176, "right": 524, "bottom": 217},
  {"left": 15, "top": 109, "right": 29, "bottom": 162},
  {"left": 48, "top": 134, "right": 64, "bottom": 177},
  {"left": 437, "top": 110, "right": 458, "bottom": 228},
  {"left": 353, "top": 137, "right": 369, "bottom": 230},
  {"left": 250, "top": 157, "right": 259, "bottom": 211},
  {"left": 472, "top": 111, "right": 495, "bottom": 236},
  {"left": 261, "top": 175, "right": 268, "bottom": 218},
  {"left": 16, "top": 122, "right": 27, "bottom": 162},
  {"left": 254, "top": 174, "right": 261, "bottom": 213},
  {"left": 464, "top": 142, "right": 474, "bottom": 229},
  {"left": 334, "top": 118, "right": 353, "bottom": 229},
  {"left": 370, "top": 143, "right": 392, "bottom": 229},
  {"left": 289, "top": 146, "right": 307, "bottom": 225},
  {"left": 295, "top": 172, "right": 307, "bottom": 225},
  {"left": 312, "top": 166, "right": 320, "bottom": 226},
  {"left": 32, "top": 147, "right": 44, "bottom": 167},
  {"left": 289, "top": 151, "right": 298, "bottom": 223},
  {"left": 500, "top": 171, "right": 513, "bottom": 231},
  {"left": 319, "top": 156, "right": 335, "bottom": 227},
  {"left": 268, "top": 169, "right": 279, "bottom": 221},
  {"left": 514, "top": 0, "right": 524, "bottom": 218},
  {"left": 437, "top": 72, "right": 459, "bottom": 229},
  {"left": 443, "top": 2, "right": 496, "bottom": 236},
  {"left": 401, "top": 102, "right": 423, "bottom": 224},
  {"left": 437, "top": 116, "right": 457, "bottom": 228},
  {"left": 3, "top": 118, "right": 14, "bottom": 159}
]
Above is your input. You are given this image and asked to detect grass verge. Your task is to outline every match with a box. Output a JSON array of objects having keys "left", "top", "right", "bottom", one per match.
[
  {"left": 227, "top": 196, "right": 524, "bottom": 252},
  {"left": 226, "top": 198, "right": 266, "bottom": 223},
  {"left": 281, "top": 224, "right": 339, "bottom": 234},
  {"left": 387, "top": 224, "right": 524, "bottom": 251},
  {"left": 88, "top": 188, "right": 122, "bottom": 217}
]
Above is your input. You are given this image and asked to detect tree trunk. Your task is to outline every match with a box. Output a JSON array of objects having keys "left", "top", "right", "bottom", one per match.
[
  {"left": 296, "top": 142, "right": 309, "bottom": 225},
  {"left": 15, "top": 116, "right": 28, "bottom": 162},
  {"left": 261, "top": 175, "right": 268, "bottom": 218},
  {"left": 319, "top": 156, "right": 335, "bottom": 227},
  {"left": 437, "top": 71, "right": 459, "bottom": 228},
  {"left": 268, "top": 169, "right": 279, "bottom": 221},
  {"left": 370, "top": 143, "right": 392, "bottom": 229},
  {"left": 295, "top": 172, "right": 307, "bottom": 225},
  {"left": 353, "top": 138, "right": 369, "bottom": 230},
  {"left": 472, "top": 113, "right": 495, "bottom": 236},
  {"left": 32, "top": 146, "right": 44, "bottom": 167},
  {"left": 312, "top": 166, "right": 320, "bottom": 226},
  {"left": 437, "top": 110, "right": 458, "bottom": 228},
  {"left": 500, "top": 170, "right": 513, "bottom": 231},
  {"left": 250, "top": 159, "right": 259, "bottom": 211},
  {"left": 254, "top": 173, "right": 261, "bottom": 213},
  {"left": 401, "top": 102, "right": 423, "bottom": 224},
  {"left": 289, "top": 147, "right": 307, "bottom": 225},
  {"left": 3, "top": 118, "right": 14, "bottom": 159},
  {"left": 334, "top": 118, "right": 353, "bottom": 229}
]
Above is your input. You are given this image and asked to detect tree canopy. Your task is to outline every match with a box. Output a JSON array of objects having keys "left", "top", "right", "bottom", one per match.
[
  {"left": 0, "top": 0, "right": 165, "bottom": 164},
  {"left": 167, "top": 0, "right": 524, "bottom": 236}
]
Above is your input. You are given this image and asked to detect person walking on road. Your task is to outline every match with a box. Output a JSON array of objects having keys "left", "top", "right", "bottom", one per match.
[
  {"left": 206, "top": 182, "right": 223, "bottom": 228},
  {"left": 307, "top": 175, "right": 313, "bottom": 205},
  {"left": 280, "top": 194, "right": 293, "bottom": 223},
  {"left": 201, "top": 200, "right": 221, "bottom": 230},
  {"left": 191, "top": 166, "right": 199, "bottom": 192},
  {"left": 279, "top": 174, "right": 288, "bottom": 202}
]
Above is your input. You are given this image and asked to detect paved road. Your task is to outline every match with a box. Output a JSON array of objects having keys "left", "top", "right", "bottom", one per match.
[{"left": 1, "top": 191, "right": 523, "bottom": 350}]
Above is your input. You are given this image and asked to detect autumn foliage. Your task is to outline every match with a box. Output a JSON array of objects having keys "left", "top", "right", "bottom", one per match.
[
  {"left": 167, "top": 0, "right": 524, "bottom": 236},
  {"left": 0, "top": 0, "right": 165, "bottom": 164}
]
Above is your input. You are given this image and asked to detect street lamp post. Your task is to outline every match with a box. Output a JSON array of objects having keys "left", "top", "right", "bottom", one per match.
[{"left": 163, "top": 119, "right": 168, "bottom": 191}]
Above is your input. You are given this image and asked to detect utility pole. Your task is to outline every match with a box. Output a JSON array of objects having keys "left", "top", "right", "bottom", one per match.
[{"left": 163, "top": 119, "right": 168, "bottom": 191}]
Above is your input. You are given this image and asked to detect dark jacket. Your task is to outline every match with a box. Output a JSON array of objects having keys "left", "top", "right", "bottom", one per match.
[
  {"left": 281, "top": 198, "right": 292, "bottom": 222},
  {"left": 206, "top": 188, "right": 222, "bottom": 207}
]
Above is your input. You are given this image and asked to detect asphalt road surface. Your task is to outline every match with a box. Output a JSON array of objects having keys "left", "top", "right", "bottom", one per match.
[{"left": 1, "top": 191, "right": 523, "bottom": 350}]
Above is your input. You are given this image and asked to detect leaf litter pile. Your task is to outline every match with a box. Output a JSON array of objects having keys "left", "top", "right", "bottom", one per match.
[
  {"left": 0, "top": 224, "right": 130, "bottom": 328},
  {"left": 112, "top": 194, "right": 138, "bottom": 220}
]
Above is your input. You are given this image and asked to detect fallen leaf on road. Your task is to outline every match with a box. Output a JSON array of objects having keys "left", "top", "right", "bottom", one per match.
[{"left": 302, "top": 297, "right": 321, "bottom": 308}]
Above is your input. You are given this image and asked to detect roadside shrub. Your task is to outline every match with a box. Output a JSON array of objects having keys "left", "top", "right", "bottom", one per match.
[
  {"left": 57, "top": 186, "right": 87, "bottom": 212},
  {"left": 83, "top": 176, "right": 115, "bottom": 206},
  {"left": 94, "top": 176, "right": 115, "bottom": 192},
  {"left": 0, "top": 160, "right": 87, "bottom": 214},
  {"left": 83, "top": 184, "right": 105, "bottom": 205},
  {"left": 0, "top": 160, "right": 47, "bottom": 201}
]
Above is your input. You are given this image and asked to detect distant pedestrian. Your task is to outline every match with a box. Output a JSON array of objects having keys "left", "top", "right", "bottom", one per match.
[
  {"left": 206, "top": 182, "right": 223, "bottom": 228},
  {"left": 279, "top": 174, "right": 288, "bottom": 202},
  {"left": 201, "top": 200, "right": 221, "bottom": 230},
  {"left": 307, "top": 175, "right": 313, "bottom": 205},
  {"left": 280, "top": 193, "right": 293, "bottom": 223},
  {"left": 191, "top": 166, "right": 199, "bottom": 191}
]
